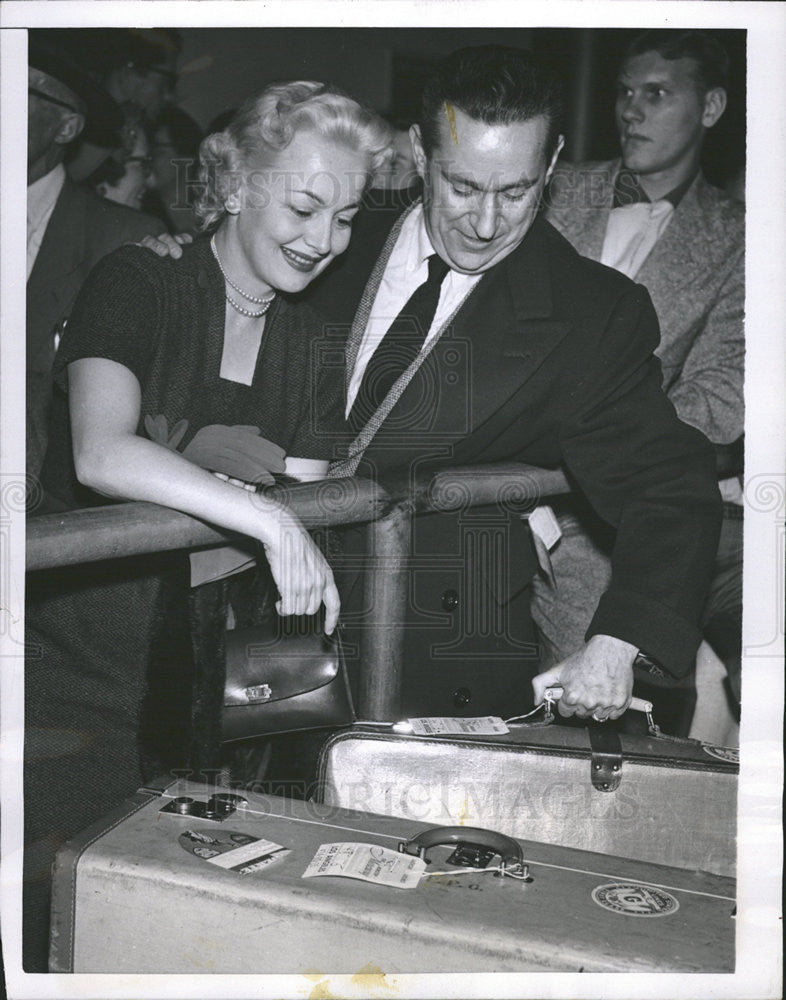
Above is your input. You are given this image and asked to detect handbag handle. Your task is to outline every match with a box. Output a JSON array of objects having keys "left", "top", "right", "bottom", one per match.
[{"left": 398, "top": 825, "right": 524, "bottom": 869}]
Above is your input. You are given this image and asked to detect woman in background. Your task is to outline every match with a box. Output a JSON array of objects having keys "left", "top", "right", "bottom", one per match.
[
  {"left": 144, "top": 105, "right": 204, "bottom": 230},
  {"left": 86, "top": 102, "right": 158, "bottom": 212},
  {"left": 24, "top": 81, "right": 391, "bottom": 972}
]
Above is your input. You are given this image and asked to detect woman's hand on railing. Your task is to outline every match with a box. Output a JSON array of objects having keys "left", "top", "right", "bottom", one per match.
[{"left": 258, "top": 504, "right": 341, "bottom": 635}]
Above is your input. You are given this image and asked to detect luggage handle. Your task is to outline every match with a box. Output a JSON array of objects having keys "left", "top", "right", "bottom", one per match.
[
  {"left": 398, "top": 825, "right": 524, "bottom": 873},
  {"left": 543, "top": 687, "right": 653, "bottom": 716},
  {"left": 539, "top": 688, "right": 707, "bottom": 746},
  {"left": 507, "top": 687, "right": 653, "bottom": 728},
  {"left": 541, "top": 688, "right": 704, "bottom": 745}
]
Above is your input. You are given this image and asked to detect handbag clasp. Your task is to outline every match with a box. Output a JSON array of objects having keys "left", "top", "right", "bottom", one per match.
[{"left": 244, "top": 684, "right": 273, "bottom": 703}]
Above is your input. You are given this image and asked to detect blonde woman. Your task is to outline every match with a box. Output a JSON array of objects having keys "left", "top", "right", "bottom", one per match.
[{"left": 24, "top": 82, "right": 391, "bottom": 971}]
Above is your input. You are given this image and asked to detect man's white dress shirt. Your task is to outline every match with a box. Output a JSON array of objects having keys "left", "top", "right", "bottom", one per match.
[
  {"left": 346, "top": 204, "right": 482, "bottom": 416},
  {"left": 600, "top": 199, "right": 675, "bottom": 280}
]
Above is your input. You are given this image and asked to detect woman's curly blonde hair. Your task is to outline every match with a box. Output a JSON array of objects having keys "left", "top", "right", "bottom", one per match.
[{"left": 194, "top": 81, "right": 394, "bottom": 231}]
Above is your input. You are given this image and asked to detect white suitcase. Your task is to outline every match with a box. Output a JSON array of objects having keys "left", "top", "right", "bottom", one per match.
[
  {"left": 317, "top": 722, "right": 738, "bottom": 877},
  {"left": 50, "top": 778, "right": 735, "bottom": 974}
]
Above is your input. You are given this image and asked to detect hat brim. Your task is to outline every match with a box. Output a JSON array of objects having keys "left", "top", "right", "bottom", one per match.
[{"left": 28, "top": 36, "right": 123, "bottom": 134}]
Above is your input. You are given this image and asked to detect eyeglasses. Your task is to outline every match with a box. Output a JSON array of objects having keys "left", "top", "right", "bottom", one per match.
[
  {"left": 126, "top": 155, "right": 155, "bottom": 177},
  {"left": 28, "top": 86, "right": 81, "bottom": 115},
  {"left": 126, "top": 61, "right": 179, "bottom": 87}
]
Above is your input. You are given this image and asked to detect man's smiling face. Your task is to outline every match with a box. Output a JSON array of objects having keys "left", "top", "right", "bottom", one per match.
[{"left": 411, "top": 105, "right": 563, "bottom": 275}]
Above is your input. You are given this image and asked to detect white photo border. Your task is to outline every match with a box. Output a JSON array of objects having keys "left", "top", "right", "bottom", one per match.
[{"left": 1, "top": 3, "right": 783, "bottom": 999}]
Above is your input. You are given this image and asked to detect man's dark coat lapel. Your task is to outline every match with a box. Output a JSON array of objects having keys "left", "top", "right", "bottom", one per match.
[{"left": 27, "top": 178, "right": 86, "bottom": 372}]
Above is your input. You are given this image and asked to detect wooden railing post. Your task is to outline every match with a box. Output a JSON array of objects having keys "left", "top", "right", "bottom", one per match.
[{"left": 356, "top": 502, "right": 411, "bottom": 721}]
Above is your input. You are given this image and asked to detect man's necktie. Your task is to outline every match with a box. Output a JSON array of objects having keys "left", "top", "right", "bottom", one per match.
[{"left": 349, "top": 253, "right": 450, "bottom": 429}]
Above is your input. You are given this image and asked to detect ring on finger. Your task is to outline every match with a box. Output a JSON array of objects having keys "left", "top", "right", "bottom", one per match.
[{"left": 591, "top": 712, "right": 607, "bottom": 723}]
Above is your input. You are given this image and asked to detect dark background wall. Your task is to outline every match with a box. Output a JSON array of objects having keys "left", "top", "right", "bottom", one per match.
[
  {"left": 44, "top": 26, "right": 745, "bottom": 188},
  {"left": 176, "top": 28, "right": 535, "bottom": 128},
  {"left": 175, "top": 27, "right": 745, "bottom": 187}
]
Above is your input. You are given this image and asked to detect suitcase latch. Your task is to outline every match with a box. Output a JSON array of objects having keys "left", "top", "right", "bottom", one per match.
[
  {"left": 446, "top": 844, "right": 498, "bottom": 869},
  {"left": 160, "top": 792, "right": 247, "bottom": 821},
  {"left": 588, "top": 725, "right": 623, "bottom": 792}
]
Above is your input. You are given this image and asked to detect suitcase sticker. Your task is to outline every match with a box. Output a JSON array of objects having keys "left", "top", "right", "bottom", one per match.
[
  {"left": 591, "top": 882, "right": 680, "bottom": 918},
  {"left": 178, "top": 827, "right": 290, "bottom": 874}
]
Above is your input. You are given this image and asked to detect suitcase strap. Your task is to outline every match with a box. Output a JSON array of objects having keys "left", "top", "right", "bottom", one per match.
[
  {"left": 645, "top": 714, "right": 706, "bottom": 747},
  {"left": 587, "top": 725, "right": 623, "bottom": 792}
]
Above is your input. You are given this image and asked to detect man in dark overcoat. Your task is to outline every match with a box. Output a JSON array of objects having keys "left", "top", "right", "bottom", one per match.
[{"left": 303, "top": 44, "right": 722, "bottom": 721}]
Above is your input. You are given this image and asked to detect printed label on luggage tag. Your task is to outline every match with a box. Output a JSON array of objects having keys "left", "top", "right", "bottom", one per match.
[
  {"left": 302, "top": 842, "right": 425, "bottom": 889},
  {"left": 592, "top": 882, "right": 680, "bottom": 917},
  {"left": 527, "top": 506, "right": 561, "bottom": 585},
  {"left": 701, "top": 743, "right": 740, "bottom": 764},
  {"left": 407, "top": 716, "right": 509, "bottom": 736},
  {"left": 179, "top": 828, "right": 289, "bottom": 874}
]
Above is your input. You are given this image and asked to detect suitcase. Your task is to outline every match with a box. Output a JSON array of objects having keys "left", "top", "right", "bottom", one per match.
[
  {"left": 50, "top": 779, "right": 735, "bottom": 974},
  {"left": 316, "top": 722, "right": 738, "bottom": 877}
]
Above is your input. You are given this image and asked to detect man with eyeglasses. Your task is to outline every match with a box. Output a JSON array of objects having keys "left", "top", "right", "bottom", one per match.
[
  {"left": 65, "top": 28, "right": 182, "bottom": 182},
  {"left": 26, "top": 31, "right": 163, "bottom": 479},
  {"left": 101, "top": 27, "right": 181, "bottom": 120}
]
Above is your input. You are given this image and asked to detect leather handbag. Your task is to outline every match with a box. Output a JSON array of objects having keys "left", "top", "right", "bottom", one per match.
[{"left": 222, "top": 623, "right": 354, "bottom": 742}]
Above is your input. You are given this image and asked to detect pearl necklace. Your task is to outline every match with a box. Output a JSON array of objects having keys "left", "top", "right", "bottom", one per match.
[
  {"left": 224, "top": 291, "right": 274, "bottom": 318},
  {"left": 211, "top": 236, "right": 276, "bottom": 317}
]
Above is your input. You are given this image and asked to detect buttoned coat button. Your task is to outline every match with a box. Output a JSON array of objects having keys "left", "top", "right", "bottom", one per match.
[
  {"left": 441, "top": 588, "right": 459, "bottom": 612},
  {"left": 453, "top": 687, "right": 471, "bottom": 707}
]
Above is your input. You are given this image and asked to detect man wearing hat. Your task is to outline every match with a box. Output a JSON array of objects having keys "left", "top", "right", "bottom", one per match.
[
  {"left": 64, "top": 27, "right": 183, "bottom": 182},
  {"left": 27, "top": 30, "right": 162, "bottom": 478}
]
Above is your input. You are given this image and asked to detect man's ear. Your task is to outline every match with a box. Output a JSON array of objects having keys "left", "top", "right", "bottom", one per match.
[
  {"left": 702, "top": 87, "right": 727, "bottom": 128},
  {"left": 54, "top": 111, "right": 85, "bottom": 146},
  {"left": 545, "top": 134, "right": 565, "bottom": 184},
  {"left": 409, "top": 124, "right": 428, "bottom": 180}
]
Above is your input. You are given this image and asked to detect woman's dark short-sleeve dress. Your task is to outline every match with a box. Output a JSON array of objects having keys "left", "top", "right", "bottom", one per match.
[
  {"left": 23, "top": 239, "right": 345, "bottom": 969},
  {"left": 41, "top": 238, "right": 345, "bottom": 509}
]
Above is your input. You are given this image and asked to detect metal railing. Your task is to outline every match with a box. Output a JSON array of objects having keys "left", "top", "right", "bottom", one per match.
[{"left": 26, "top": 463, "right": 570, "bottom": 719}]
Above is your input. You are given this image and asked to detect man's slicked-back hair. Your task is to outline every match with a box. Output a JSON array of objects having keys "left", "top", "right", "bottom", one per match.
[
  {"left": 419, "top": 45, "right": 565, "bottom": 161},
  {"left": 623, "top": 30, "right": 730, "bottom": 93}
]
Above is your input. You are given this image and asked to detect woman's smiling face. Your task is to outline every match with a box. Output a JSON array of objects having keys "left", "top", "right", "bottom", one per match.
[{"left": 221, "top": 128, "right": 371, "bottom": 297}]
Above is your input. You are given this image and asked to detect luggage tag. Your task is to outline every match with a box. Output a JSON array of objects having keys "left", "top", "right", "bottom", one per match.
[
  {"left": 526, "top": 505, "right": 562, "bottom": 586},
  {"left": 302, "top": 840, "right": 529, "bottom": 890},
  {"left": 393, "top": 716, "right": 510, "bottom": 736},
  {"left": 303, "top": 842, "right": 425, "bottom": 889}
]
